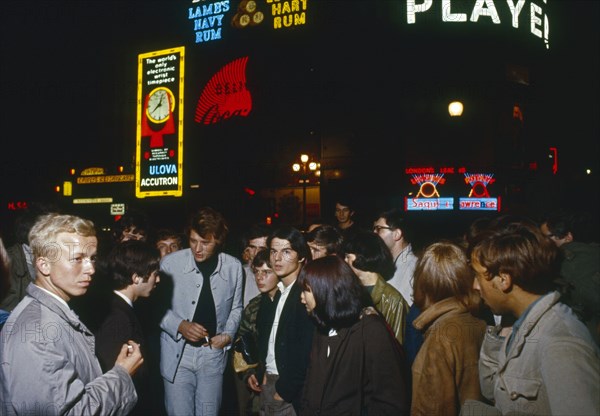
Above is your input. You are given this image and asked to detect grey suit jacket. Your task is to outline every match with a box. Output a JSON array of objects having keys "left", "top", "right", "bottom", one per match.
[{"left": 159, "top": 249, "right": 243, "bottom": 382}]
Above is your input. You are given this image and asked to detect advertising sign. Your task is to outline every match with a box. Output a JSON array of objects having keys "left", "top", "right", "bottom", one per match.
[{"left": 136, "top": 46, "right": 185, "bottom": 198}]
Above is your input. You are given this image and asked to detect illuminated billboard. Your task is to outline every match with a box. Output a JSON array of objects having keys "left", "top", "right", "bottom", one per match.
[
  {"left": 404, "top": 167, "right": 500, "bottom": 212},
  {"left": 136, "top": 46, "right": 185, "bottom": 198},
  {"left": 194, "top": 56, "right": 252, "bottom": 125},
  {"left": 405, "top": 0, "right": 550, "bottom": 48}
]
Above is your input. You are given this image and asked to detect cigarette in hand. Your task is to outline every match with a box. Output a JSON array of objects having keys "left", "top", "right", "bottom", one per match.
[
  {"left": 205, "top": 336, "right": 212, "bottom": 349},
  {"left": 127, "top": 344, "right": 133, "bottom": 355}
]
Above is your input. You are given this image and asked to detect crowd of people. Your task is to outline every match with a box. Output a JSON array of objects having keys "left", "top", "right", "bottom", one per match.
[{"left": 0, "top": 199, "right": 599, "bottom": 415}]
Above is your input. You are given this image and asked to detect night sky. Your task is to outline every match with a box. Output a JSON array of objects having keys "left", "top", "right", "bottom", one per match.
[{"left": 1, "top": 0, "right": 598, "bottom": 226}]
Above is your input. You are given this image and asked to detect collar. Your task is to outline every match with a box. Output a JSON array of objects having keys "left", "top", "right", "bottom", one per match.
[
  {"left": 36, "top": 285, "right": 70, "bottom": 309},
  {"left": 114, "top": 290, "right": 133, "bottom": 307},
  {"left": 277, "top": 279, "right": 296, "bottom": 295},
  {"left": 394, "top": 243, "right": 413, "bottom": 264}
]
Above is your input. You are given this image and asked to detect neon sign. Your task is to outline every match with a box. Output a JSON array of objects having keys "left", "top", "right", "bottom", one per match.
[
  {"left": 406, "top": 173, "right": 454, "bottom": 211},
  {"left": 404, "top": 167, "right": 501, "bottom": 211},
  {"left": 459, "top": 172, "right": 500, "bottom": 211},
  {"left": 195, "top": 56, "right": 252, "bottom": 125},
  {"left": 267, "top": 0, "right": 308, "bottom": 29},
  {"left": 136, "top": 47, "right": 185, "bottom": 198},
  {"left": 406, "top": 0, "right": 550, "bottom": 49},
  {"left": 188, "top": 0, "right": 231, "bottom": 43}
]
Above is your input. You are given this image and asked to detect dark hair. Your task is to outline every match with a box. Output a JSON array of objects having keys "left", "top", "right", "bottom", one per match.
[
  {"left": 156, "top": 228, "right": 183, "bottom": 245},
  {"left": 186, "top": 207, "right": 229, "bottom": 248},
  {"left": 542, "top": 210, "right": 596, "bottom": 243},
  {"left": 343, "top": 231, "right": 395, "bottom": 280},
  {"left": 267, "top": 225, "right": 310, "bottom": 263},
  {"left": 112, "top": 209, "right": 151, "bottom": 242},
  {"left": 470, "top": 220, "right": 560, "bottom": 295},
  {"left": 306, "top": 224, "right": 344, "bottom": 257},
  {"left": 464, "top": 216, "right": 493, "bottom": 247},
  {"left": 251, "top": 247, "right": 271, "bottom": 268},
  {"left": 377, "top": 208, "right": 413, "bottom": 244},
  {"left": 106, "top": 240, "right": 161, "bottom": 290},
  {"left": 243, "top": 223, "right": 271, "bottom": 245},
  {"left": 298, "top": 256, "right": 372, "bottom": 330},
  {"left": 334, "top": 195, "right": 355, "bottom": 212}
]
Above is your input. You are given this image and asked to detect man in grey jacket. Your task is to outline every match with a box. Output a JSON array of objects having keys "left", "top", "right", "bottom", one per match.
[
  {"left": 0, "top": 213, "right": 143, "bottom": 415},
  {"left": 463, "top": 219, "right": 600, "bottom": 415},
  {"left": 160, "top": 207, "right": 243, "bottom": 416}
]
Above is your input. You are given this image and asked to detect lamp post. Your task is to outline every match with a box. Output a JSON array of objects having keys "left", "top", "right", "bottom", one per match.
[{"left": 292, "top": 154, "right": 318, "bottom": 227}]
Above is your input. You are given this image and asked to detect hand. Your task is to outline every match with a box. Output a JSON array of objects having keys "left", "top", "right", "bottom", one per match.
[
  {"left": 273, "top": 391, "right": 284, "bottom": 401},
  {"left": 210, "top": 333, "right": 231, "bottom": 349},
  {"left": 115, "top": 341, "right": 144, "bottom": 376},
  {"left": 247, "top": 374, "right": 262, "bottom": 392},
  {"left": 178, "top": 320, "right": 208, "bottom": 343}
]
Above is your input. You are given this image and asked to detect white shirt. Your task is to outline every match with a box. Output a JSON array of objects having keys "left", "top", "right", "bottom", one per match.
[
  {"left": 265, "top": 279, "right": 296, "bottom": 375},
  {"left": 387, "top": 243, "right": 417, "bottom": 306},
  {"left": 114, "top": 290, "right": 133, "bottom": 308}
]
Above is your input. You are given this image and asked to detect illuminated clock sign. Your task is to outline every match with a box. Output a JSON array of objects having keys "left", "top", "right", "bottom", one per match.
[
  {"left": 406, "top": 0, "right": 550, "bottom": 49},
  {"left": 136, "top": 46, "right": 185, "bottom": 198}
]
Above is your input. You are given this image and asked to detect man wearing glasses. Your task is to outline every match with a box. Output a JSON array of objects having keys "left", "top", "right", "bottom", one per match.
[
  {"left": 373, "top": 208, "right": 417, "bottom": 307},
  {"left": 248, "top": 226, "right": 314, "bottom": 415}
]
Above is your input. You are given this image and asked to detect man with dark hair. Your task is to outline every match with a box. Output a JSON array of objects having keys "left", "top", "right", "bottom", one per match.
[
  {"left": 112, "top": 209, "right": 152, "bottom": 243},
  {"left": 95, "top": 240, "right": 162, "bottom": 415},
  {"left": 463, "top": 219, "right": 600, "bottom": 415},
  {"left": 334, "top": 196, "right": 361, "bottom": 240},
  {"left": 305, "top": 224, "right": 344, "bottom": 260},
  {"left": 240, "top": 223, "right": 270, "bottom": 307},
  {"left": 247, "top": 226, "right": 314, "bottom": 415},
  {"left": 541, "top": 211, "right": 600, "bottom": 345},
  {"left": 155, "top": 228, "right": 183, "bottom": 258},
  {"left": 373, "top": 208, "right": 417, "bottom": 307},
  {"left": 160, "top": 207, "right": 243, "bottom": 416}
]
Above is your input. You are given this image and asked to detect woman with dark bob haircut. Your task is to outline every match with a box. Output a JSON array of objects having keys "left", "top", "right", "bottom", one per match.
[{"left": 297, "top": 256, "right": 409, "bottom": 415}]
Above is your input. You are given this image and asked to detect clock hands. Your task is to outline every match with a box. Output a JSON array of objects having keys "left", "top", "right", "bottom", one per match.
[{"left": 151, "top": 94, "right": 165, "bottom": 115}]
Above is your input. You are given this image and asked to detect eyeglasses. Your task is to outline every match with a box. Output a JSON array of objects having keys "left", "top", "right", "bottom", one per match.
[
  {"left": 373, "top": 225, "right": 392, "bottom": 233},
  {"left": 270, "top": 248, "right": 298, "bottom": 262},
  {"left": 254, "top": 269, "right": 275, "bottom": 278}
]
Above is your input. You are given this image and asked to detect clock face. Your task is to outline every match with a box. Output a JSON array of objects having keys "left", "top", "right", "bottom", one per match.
[{"left": 146, "top": 87, "right": 175, "bottom": 123}]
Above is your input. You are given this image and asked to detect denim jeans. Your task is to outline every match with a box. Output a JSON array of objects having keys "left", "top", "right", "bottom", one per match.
[{"left": 164, "top": 343, "right": 227, "bottom": 416}]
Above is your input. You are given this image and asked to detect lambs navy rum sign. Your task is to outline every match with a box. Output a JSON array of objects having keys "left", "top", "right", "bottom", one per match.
[{"left": 136, "top": 47, "right": 185, "bottom": 198}]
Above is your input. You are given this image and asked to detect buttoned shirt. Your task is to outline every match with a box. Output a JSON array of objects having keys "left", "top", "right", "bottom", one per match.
[{"left": 265, "top": 279, "right": 296, "bottom": 374}]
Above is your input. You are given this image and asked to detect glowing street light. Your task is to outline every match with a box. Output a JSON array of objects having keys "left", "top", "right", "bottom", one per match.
[
  {"left": 292, "top": 153, "right": 318, "bottom": 227},
  {"left": 448, "top": 101, "right": 464, "bottom": 117}
]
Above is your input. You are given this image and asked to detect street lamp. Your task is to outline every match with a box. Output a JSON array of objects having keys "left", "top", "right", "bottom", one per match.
[
  {"left": 292, "top": 153, "right": 317, "bottom": 227},
  {"left": 448, "top": 101, "right": 464, "bottom": 117}
]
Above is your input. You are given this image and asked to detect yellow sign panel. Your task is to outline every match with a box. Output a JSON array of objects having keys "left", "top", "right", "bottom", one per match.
[
  {"left": 80, "top": 167, "right": 106, "bottom": 176},
  {"left": 76, "top": 174, "right": 135, "bottom": 184},
  {"left": 136, "top": 46, "right": 185, "bottom": 198}
]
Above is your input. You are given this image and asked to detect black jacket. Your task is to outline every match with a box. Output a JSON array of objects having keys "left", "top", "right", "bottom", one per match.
[{"left": 256, "top": 281, "right": 314, "bottom": 411}]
